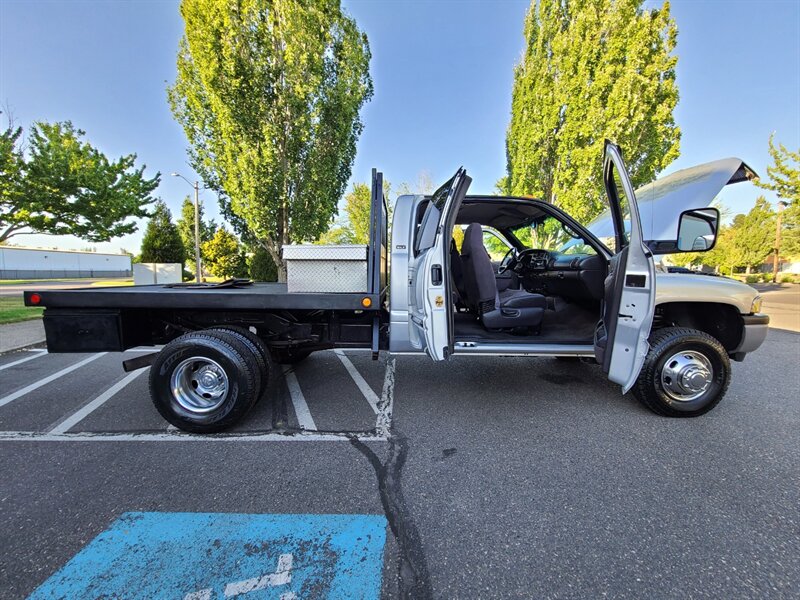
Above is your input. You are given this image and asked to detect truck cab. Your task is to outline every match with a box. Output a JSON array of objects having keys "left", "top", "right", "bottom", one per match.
[{"left": 389, "top": 142, "right": 768, "bottom": 415}]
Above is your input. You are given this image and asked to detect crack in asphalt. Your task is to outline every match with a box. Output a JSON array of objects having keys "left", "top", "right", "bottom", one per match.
[
  {"left": 350, "top": 431, "right": 432, "bottom": 600},
  {"left": 273, "top": 353, "right": 429, "bottom": 596}
]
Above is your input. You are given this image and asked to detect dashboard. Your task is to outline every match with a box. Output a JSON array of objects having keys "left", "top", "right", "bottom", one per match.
[{"left": 514, "top": 250, "right": 605, "bottom": 301}]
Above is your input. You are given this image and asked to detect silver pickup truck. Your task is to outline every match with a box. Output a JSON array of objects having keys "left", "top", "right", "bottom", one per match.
[{"left": 27, "top": 142, "right": 769, "bottom": 431}]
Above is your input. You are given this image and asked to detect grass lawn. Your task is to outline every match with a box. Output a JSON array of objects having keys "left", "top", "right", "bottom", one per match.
[
  {"left": 89, "top": 279, "right": 134, "bottom": 287},
  {"left": 0, "top": 296, "right": 43, "bottom": 324},
  {"left": 0, "top": 278, "right": 81, "bottom": 285}
]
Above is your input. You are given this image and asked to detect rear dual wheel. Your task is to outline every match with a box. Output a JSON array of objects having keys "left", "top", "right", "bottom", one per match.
[{"left": 150, "top": 329, "right": 268, "bottom": 433}]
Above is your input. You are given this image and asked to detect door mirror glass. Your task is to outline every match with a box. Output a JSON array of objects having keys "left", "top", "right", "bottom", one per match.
[{"left": 677, "top": 208, "right": 719, "bottom": 252}]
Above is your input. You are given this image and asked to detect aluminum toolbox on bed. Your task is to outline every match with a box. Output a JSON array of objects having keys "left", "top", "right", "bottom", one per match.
[{"left": 283, "top": 244, "right": 368, "bottom": 293}]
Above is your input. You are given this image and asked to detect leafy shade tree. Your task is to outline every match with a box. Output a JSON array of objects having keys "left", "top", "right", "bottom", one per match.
[
  {"left": 169, "top": 0, "right": 373, "bottom": 280},
  {"left": 755, "top": 134, "right": 799, "bottom": 258},
  {"left": 1, "top": 119, "right": 159, "bottom": 243},
  {"left": 139, "top": 200, "right": 186, "bottom": 265},
  {"left": 202, "top": 227, "right": 247, "bottom": 279},
  {"left": 779, "top": 201, "right": 800, "bottom": 259},
  {"left": 731, "top": 197, "right": 776, "bottom": 273},
  {"left": 175, "top": 195, "right": 216, "bottom": 269},
  {"left": 504, "top": 0, "right": 680, "bottom": 223}
]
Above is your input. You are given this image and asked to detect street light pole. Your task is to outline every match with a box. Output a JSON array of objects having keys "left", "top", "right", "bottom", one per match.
[
  {"left": 171, "top": 172, "right": 203, "bottom": 283},
  {"left": 772, "top": 200, "right": 788, "bottom": 283},
  {"left": 193, "top": 180, "right": 201, "bottom": 283}
]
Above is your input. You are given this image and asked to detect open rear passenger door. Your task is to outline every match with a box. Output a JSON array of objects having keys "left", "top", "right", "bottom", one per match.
[
  {"left": 594, "top": 142, "right": 656, "bottom": 392},
  {"left": 408, "top": 168, "right": 472, "bottom": 360}
]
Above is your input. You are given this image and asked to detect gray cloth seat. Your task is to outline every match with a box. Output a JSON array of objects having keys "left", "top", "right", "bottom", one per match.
[
  {"left": 460, "top": 223, "right": 545, "bottom": 330},
  {"left": 450, "top": 239, "right": 467, "bottom": 308}
]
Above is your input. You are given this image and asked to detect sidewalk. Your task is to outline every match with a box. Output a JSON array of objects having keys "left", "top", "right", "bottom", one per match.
[{"left": 0, "top": 319, "right": 46, "bottom": 353}]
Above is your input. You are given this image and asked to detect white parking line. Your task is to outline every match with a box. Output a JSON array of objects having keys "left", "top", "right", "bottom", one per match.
[
  {"left": 334, "top": 350, "right": 380, "bottom": 414},
  {"left": 48, "top": 369, "right": 147, "bottom": 434},
  {"left": 0, "top": 431, "right": 386, "bottom": 442},
  {"left": 283, "top": 368, "right": 317, "bottom": 430},
  {"left": 0, "top": 350, "right": 47, "bottom": 371},
  {"left": 0, "top": 352, "right": 107, "bottom": 409}
]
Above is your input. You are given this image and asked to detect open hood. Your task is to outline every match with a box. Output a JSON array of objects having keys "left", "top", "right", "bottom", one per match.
[{"left": 585, "top": 158, "right": 758, "bottom": 251}]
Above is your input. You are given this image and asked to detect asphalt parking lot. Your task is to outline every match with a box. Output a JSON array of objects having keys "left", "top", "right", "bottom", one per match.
[{"left": 1, "top": 328, "right": 798, "bottom": 598}]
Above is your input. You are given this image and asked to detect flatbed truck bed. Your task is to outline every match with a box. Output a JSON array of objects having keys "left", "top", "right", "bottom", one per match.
[
  {"left": 24, "top": 282, "right": 381, "bottom": 312},
  {"left": 25, "top": 170, "right": 391, "bottom": 362}
]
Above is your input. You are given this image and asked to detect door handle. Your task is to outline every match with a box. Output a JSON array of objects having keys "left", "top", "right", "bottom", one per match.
[{"left": 431, "top": 264, "right": 443, "bottom": 285}]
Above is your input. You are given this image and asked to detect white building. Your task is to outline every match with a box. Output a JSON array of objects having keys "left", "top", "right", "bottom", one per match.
[{"left": 0, "top": 247, "right": 132, "bottom": 279}]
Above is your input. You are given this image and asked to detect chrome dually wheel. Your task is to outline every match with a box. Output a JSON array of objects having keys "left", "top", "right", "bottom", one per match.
[
  {"left": 150, "top": 331, "right": 260, "bottom": 433},
  {"left": 171, "top": 357, "right": 230, "bottom": 413},
  {"left": 660, "top": 350, "right": 713, "bottom": 402},
  {"left": 633, "top": 327, "right": 730, "bottom": 418}
]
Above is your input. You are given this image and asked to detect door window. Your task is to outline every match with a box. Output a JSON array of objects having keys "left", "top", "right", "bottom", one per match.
[
  {"left": 414, "top": 176, "right": 454, "bottom": 256},
  {"left": 605, "top": 162, "right": 633, "bottom": 254}
]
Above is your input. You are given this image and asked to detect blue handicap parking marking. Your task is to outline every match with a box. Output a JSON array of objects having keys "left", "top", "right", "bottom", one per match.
[{"left": 29, "top": 512, "right": 387, "bottom": 599}]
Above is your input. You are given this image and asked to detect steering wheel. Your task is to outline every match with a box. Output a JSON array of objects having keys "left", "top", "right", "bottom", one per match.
[{"left": 497, "top": 247, "right": 519, "bottom": 274}]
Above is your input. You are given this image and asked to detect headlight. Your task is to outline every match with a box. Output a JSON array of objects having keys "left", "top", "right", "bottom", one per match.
[{"left": 751, "top": 296, "right": 763, "bottom": 314}]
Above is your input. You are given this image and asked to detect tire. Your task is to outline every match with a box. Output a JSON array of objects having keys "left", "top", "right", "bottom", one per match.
[
  {"left": 271, "top": 347, "right": 313, "bottom": 365},
  {"left": 633, "top": 327, "right": 731, "bottom": 418},
  {"left": 206, "top": 327, "right": 270, "bottom": 401},
  {"left": 149, "top": 331, "right": 259, "bottom": 433}
]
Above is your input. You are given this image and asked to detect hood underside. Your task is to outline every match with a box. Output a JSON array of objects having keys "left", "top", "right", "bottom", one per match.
[{"left": 587, "top": 157, "right": 758, "bottom": 245}]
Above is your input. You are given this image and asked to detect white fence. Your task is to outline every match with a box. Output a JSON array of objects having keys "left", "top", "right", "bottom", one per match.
[{"left": 0, "top": 247, "right": 131, "bottom": 279}]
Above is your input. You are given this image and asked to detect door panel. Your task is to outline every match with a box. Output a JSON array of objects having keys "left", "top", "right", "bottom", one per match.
[
  {"left": 594, "top": 143, "right": 656, "bottom": 393},
  {"left": 408, "top": 168, "right": 471, "bottom": 360}
]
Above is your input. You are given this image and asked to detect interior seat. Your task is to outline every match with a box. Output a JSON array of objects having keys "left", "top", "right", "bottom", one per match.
[
  {"left": 450, "top": 239, "right": 467, "bottom": 308},
  {"left": 460, "top": 223, "right": 546, "bottom": 331}
]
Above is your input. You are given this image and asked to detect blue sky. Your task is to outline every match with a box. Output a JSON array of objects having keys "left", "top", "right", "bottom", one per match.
[{"left": 1, "top": 0, "right": 798, "bottom": 253}]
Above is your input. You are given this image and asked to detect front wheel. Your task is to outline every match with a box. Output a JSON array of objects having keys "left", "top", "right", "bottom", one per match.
[{"left": 633, "top": 327, "right": 731, "bottom": 418}]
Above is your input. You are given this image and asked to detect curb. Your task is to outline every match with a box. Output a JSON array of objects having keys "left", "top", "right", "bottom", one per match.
[
  {"left": 1, "top": 339, "right": 47, "bottom": 355},
  {"left": 0, "top": 318, "right": 47, "bottom": 355}
]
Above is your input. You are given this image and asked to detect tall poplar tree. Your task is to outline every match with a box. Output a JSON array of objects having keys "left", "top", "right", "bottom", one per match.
[
  {"left": 504, "top": 0, "right": 680, "bottom": 223},
  {"left": 169, "top": 0, "right": 373, "bottom": 280}
]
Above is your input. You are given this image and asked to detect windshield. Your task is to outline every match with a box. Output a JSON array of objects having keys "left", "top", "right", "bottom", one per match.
[{"left": 512, "top": 215, "right": 596, "bottom": 255}]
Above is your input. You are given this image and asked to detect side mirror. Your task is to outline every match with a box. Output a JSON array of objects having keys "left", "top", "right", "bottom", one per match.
[{"left": 677, "top": 208, "right": 719, "bottom": 252}]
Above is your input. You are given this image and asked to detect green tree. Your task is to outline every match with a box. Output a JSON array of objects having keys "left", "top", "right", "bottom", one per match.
[
  {"left": 202, "top": 227, "right": 247, "bottom": 279},
  {"left": 0, "top": 119, "right": 159, "bottom": 243},
  {"left": 779, "top": 201, "right": 800, "bottom": 259},
  {"left": 247, "top": 245, "right": 279, "bottom": 281},
  {"left": 317, "top": 179, "right": 391, "bottom": 245},
  {"left": 504, "top": 0, "right": 680, "bottom": 223},
  {"left": 169, "top": 0, "right": 373, "bottom": 280},
  {"left": 731, "top": 197, "right": 775, "bottom": 273},
  {"left": 175, "top": 195, "right": 216, "bottom": 269},
  {"left": 139, "top": 200, "right": 186, "bottom": 265},
  {"left": 756, "top": 134, "right": 799, "bottom": 258}
]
